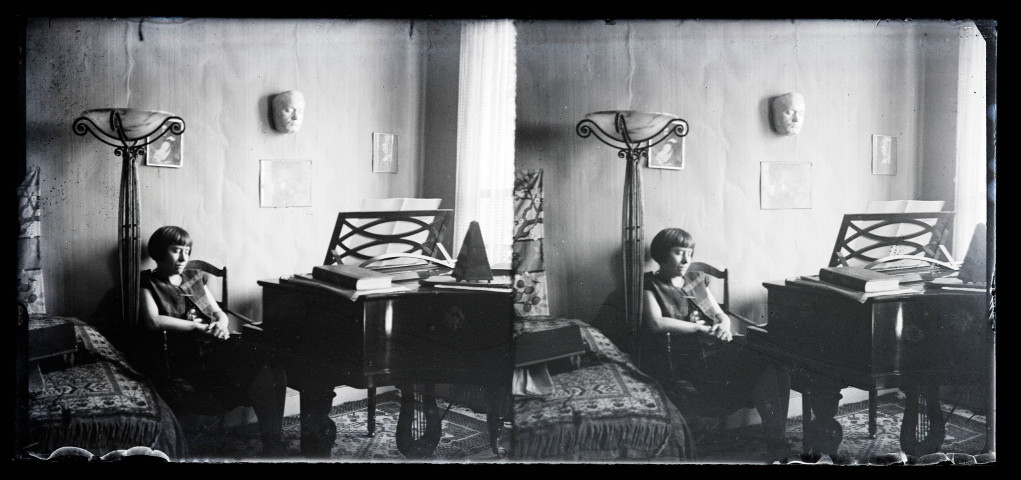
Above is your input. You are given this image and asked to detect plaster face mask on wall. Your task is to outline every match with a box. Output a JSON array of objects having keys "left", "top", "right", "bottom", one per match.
[
  {"left": 770, "top": 92, "right": 805, "bottom": 136},
  {"left": 272, "top": 90, "right": 305, "bottom": 134}
]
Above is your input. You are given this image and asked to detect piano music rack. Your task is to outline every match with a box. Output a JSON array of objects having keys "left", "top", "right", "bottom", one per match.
[
  {"left": 324, "top": 209, "right": 452, "bottom": 267},
  {"left": 828, "top": 212, "right": 955, "bottom": 268}
]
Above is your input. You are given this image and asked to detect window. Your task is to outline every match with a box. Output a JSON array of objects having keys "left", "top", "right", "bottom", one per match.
[{"left": 453, "top": 20, "right": 516, "bottom": 266}]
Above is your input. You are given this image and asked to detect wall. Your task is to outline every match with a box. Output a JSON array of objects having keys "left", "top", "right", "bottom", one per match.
[
  {"left": 514, "top": 19, "right": 978, "bottom": 337},
  {"left": 25, "top": 18, "right": 461, "bottom": 324}
]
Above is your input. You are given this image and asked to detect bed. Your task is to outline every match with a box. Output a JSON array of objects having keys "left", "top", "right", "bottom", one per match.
[
  {"left": 511, "top": 317, "right": 690, "bottom": 461},
  {"left": 24, "top": 314, "right": 188, "bottom": 461}
]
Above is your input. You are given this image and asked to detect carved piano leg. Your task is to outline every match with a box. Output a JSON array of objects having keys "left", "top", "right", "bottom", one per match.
[
  {"left": 802, "top": 381, "right": 843, "bottom": 456},
  {"left": 298, "top": 385, "right": 337, "bottom": 457},
  {"left": 900, "top": 385, "right": 945, "bottom": 456}
]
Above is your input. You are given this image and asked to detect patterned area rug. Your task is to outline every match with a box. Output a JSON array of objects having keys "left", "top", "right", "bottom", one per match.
[
  {"left": 183, "top": 390, "right": 499, "bottom": 463},
  {"left": 182, "top": 389, "right": 991, "bottom": 464},
  {"left": 694, "top": 390, "right": 991, "bottom": 465}
]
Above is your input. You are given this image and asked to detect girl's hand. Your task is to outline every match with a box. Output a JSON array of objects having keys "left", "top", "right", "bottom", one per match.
[
  {"left": 208, "top": 320, "right": 230, "bottom": 340},
  {"left": 709, "top": 323, "right": 733, "bottom": 342}
]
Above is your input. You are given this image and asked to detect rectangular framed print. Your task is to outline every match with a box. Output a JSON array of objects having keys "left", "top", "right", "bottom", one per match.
[
  {"left": 872, "top": 134, "right": 897, "bottom": 175},
  {"left": 372, "top": 132, "right": 397, "bottom": 173},
  {"left": 647, "top": 137, "right": 685, "bottom": 170},
  {"left": 145, "top": 133, "right": 183, "bottom": 168}
]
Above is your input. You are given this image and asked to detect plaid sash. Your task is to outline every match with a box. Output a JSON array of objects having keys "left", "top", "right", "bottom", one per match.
[
  {"left": 141, "top": 269, "right": 218, "bottom": 321},
  {"left": 178, "top": 270, "right": 219, "bottom": 320}
]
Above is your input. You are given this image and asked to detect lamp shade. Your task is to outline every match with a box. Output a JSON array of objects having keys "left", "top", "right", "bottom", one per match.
[
  {"left": 73, "top": 108, "right": 184, "bottom": 146},
  {"left": 584, "top": 110, "right": 678, "bottom": 140},
  {"left": 577, "top": 110, "right": 687, "bottom": 150}
]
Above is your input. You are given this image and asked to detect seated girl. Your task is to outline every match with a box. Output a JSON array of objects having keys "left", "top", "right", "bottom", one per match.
[
  {"left": 640, "top": 227, "right": 791, "bottom": 462},
  {"left": 138, "top": 225, "right": 289, "bottom": 458}
]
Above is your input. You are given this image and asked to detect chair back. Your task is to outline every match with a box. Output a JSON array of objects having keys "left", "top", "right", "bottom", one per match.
[
  {"left": 688, "top": 262, "right": 728, "bottom": 312},
  {"left": 185, "top": 259, "right": 228, "bottom": 310}
]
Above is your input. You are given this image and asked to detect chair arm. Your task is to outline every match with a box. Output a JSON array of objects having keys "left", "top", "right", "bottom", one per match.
[
  {"left": 224, "top": 307, "right": 258, "bottom": 325},
  {"left": 224, "top": 308, "right": 263, "bottom": 334},
  {"left": 724, "top": 310, "right": 763, "bottom": 328}
]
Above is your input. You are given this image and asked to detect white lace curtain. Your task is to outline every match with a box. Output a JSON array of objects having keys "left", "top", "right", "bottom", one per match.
[
  {"left": 453, "top": 20, "right": 516, "bottom": 265},
  {"left": 953, "top": 24, "right": 988, "bottom": 260}
]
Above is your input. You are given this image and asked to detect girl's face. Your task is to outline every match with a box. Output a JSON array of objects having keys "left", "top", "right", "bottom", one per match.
[
  {"left": 156, "top": 244, "right": 191, "bottom": 275},
  {"left": 661, "top": 246, "right": 694, "bottom": 277}
]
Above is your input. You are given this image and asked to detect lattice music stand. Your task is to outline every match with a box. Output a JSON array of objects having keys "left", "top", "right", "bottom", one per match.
[
  {"left": 323, "top": 209, "right": 453, "bottom": 268},
  {"left": 828, "top": 212, "right": 956, "bottom": 268}
]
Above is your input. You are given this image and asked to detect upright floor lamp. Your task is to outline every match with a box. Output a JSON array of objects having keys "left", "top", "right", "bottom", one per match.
[
  {"left": 72, "top": 108, "right": 185, "bottom": 341},
  {"left": 576, "top": 110, "right": 688, "bottom": 362}
]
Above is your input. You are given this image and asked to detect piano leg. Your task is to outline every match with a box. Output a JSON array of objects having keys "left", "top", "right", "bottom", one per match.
[
  {"left": 367, "top": 386, "right": 376, "bottom": 436},
  {"left": 298, "top": 384, "right": 338, "bottom": 458},
  {"left": 801, "top": 376, "right": 844, "bottom": 456},
  {"left": 485, "top": 388, "right": 509, "bottom": 457},
  {"left": 868, "top": 388, "right": 878, "bottom": 439}
]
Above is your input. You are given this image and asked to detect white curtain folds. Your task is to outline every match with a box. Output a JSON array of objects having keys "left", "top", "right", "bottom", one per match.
[
  {"left": 454, "top": 20, "right": 517, "bottom": 265},
  {"left": 953, "top": 24, "right": 988, "bottom": 261}
]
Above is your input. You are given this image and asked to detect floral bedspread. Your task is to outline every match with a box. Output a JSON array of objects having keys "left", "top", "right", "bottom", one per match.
[
  {"left": 27, "top": 315, "right": 186, "bottom": 459},
  {"left": 512, "top": 317, "right": 689, "bottom": 461}
]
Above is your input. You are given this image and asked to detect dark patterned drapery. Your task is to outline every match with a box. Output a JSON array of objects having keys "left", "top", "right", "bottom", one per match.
[{"left": 512, "top": 169, "right": 550, "bottom": 317}]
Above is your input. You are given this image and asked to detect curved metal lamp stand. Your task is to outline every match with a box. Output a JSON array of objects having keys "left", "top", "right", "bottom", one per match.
[
  {"left": 576, "top": 110, "right": 688, "bottom": 361},
  {"left": 72, "top": 109, "right": 185, "bottom": 340}
]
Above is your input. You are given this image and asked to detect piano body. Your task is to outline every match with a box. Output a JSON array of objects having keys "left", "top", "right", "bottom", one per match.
[
  {"left": 250, "top": 280, "right": 513, "bottom": 457},
  {"left": 246, "top": 210, "right": 514, "bottom": 458},
  {"left": 749, "top": 213, "right": 994, "bottom": 456}
]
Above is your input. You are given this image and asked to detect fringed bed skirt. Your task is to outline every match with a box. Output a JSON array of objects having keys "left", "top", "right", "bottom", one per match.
[{"left": 511, "top": 317, "right": 689, "bottom": 461}]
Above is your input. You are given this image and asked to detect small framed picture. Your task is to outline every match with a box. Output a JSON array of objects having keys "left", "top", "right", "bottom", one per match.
[
  {"left": 647, "top": 137, "right": 685, "bottom": 170},
  {"left": 146, "top": 133, "right": 183, "bottom": 168},
  {"left": 872, "top": 134, "right": 897, "bottom": 175},
  {"left": 372, "top": 132, "right": 397, "bottom": 173}
]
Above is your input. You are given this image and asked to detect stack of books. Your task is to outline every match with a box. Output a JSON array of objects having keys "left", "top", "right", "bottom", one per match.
[
  {"left": 280, "top": 264, "right": 408, "bottom": 300},
  {"left": 819, "top": 266, "right": 901, "bottom": 292},
  {"left": 786, "top": 266, "right": 920, "bottom": 303}
]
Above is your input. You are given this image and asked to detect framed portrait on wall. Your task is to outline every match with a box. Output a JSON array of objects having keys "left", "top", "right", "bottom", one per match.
[
  {"left": 260, "top": 159, "right": 312, "bottom": 208},
  {"left": 647, "top": 137, "right": 685, "bottom": 170},
  {"left": 872, "top": 134, "right": 897, "bottom": 175},
  {"left": 372, "top": 132, "right": 397, "bottom": 173},
  {"left": 760, "top": 161, "right": 812, "bottom": 210},
  {"left": 145, "top": 133, "right": 183, "bottom": 168}
]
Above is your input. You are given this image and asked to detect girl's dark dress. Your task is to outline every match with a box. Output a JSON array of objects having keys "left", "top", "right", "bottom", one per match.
[
  {"left": 641, "top": 271, "right": 768, "bottom": 415},
  {"left": 139, "top": 269, "right": 263, "bottom": 413}
]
